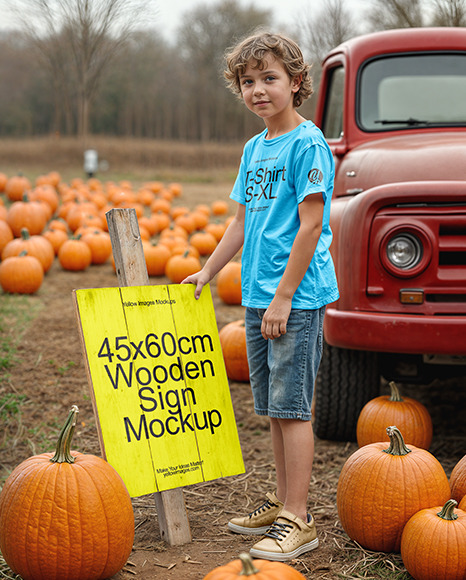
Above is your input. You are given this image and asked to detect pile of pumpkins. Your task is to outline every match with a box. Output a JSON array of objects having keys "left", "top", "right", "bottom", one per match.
[
  {"left": 0, "top": 170, "right": 240, "bottom": 294},
  {"left": 337, "top": 380, "right": 466, "bottom": 580},
  {"left": 0, "top": 170, "right": 248, "bottom": 384}
]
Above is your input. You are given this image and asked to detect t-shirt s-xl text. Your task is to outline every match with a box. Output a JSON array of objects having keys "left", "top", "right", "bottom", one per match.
[{"left": 230, "top": 120, "right": 339, "bottom": 310}]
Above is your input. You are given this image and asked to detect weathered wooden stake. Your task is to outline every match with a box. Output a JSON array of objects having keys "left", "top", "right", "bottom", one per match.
[{"left": 106, "top": 207, "right": 192, "bottom": 546}]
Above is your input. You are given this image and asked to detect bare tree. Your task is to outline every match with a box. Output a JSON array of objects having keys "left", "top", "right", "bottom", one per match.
[
  {"left": 177, "top": 0, "right": 271, "bottom": 141},
  {"left": 5, "top": 0, "right": 154, "bottom": 140},
  {"left": 430, "top": 0, "right": 466, "bottom": 25},
  {"left": 300, "top": 0, "right": 359, "bottom": 65},
  {"left": 366, "top": 0, "right": 425, "bottom": 30}
]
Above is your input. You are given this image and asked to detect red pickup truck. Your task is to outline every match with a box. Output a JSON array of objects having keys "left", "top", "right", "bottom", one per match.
[{"left": 313, "top": 27, "right": 466, "bottom": 441}]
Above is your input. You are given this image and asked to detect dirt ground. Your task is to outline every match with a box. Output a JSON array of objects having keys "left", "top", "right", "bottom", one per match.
[{"left": 1, "top": 183, "right": 465, "bottom": 580}]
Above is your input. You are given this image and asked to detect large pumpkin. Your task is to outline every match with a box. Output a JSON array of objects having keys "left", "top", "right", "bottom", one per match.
[
  {"left": 0, "top": 251, "right": 44, "bottom": 294},
  {"left": 216, "top": 261, "right": 242, "bottom": 305},
  {"left": 58, "top": 235, "right": 92, "bottom": 271},
  {"left": 81, "top": 229, "right": 112, "bottom": 264},
  {"left": 2, "top": 227, "right": 55, "bottom": 273},
  {"left": 356, "top": 381, "right": 433, "bottom": 449},
  {"left": 165, "top": 250, "right": 201, "bottom": 284},
  {"left": 400, "top": 499, "right": 466, "bottom": 580},
  {"left": 450, "top": 453, "right": 466, "bottom": 503},
  {"left": 5, "top": 174, "right": 31, "bottom": 202},
  {"left": 6, "top": 192, "right": 48, "bottom": 236},
  {"left": 0, "top": 220, "right": 14, "bottom": 255},
  {"left": 0, "top": 406, "right": 134, "bottom": 580},
  {"left": 336, "top": 426, "right": 451, "bottom": 552},
  {"left": 143, "top": 241, "right": 171, "bottom": 276},
  {"left": 203, "top": 552, "right": 306, "bottom": 579},
  {"left": 219, "top": 319, "right": 249, "bottom": 382}
]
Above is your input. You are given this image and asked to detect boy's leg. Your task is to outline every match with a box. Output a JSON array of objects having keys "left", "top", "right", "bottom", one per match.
[{"left": 270, "top": 416, "right": 314, "bottom": 522}]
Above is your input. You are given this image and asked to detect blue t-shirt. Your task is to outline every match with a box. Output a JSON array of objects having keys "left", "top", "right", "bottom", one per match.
[{"left": 230, "top": 121, "right": 339, "bottom": 309}]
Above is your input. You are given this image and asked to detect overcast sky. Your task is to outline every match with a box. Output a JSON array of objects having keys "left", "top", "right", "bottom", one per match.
[
  {"left": 0, "top": 0, "right": 369, "bottom": 37},
  {"left": 155, "top": 0, "right": 369, "bottom": 37}
]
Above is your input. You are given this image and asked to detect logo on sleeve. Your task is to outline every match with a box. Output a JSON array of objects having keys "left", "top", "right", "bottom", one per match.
[{"left": 308, "top": 168, "right": 323, "bottom": 185}]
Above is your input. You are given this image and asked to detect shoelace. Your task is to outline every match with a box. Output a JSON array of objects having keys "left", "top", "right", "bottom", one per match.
[
  {"left": 248, "top": 499, "right": 278, "bottom": 518},
  {"left": 264, "top": 520, "right": 293, "bottom": 541}
]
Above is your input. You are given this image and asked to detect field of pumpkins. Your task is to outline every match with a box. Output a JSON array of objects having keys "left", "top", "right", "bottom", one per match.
[{"left": 0, "top": 169, "right": 465, "bottom": 580}]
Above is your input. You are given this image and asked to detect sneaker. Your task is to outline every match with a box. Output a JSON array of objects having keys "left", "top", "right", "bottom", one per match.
[
  {"left": 249, "top": 509, "right": 319, "bottom": 561},
  {"left": 228, "top": 491, "right": 284, "bottom": 535}
]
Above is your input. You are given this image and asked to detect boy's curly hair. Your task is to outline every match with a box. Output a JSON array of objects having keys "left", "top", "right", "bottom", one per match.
[{"left": 224, "top": 30, "right": 313, "bottom": 108}]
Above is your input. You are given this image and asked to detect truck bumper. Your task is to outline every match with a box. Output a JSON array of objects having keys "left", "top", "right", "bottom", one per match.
[{"left": 324, "top": 308, "right": 466, "bottom": 355}]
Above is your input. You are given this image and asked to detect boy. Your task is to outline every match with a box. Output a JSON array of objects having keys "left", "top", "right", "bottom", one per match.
[{"left": 182, "top": 31, "right": 339, "bottom": 561}]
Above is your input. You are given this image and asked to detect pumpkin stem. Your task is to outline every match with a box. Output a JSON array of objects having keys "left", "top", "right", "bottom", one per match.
[
  {"left": 20, "top": 227, "right": 31, "bottom": 240},
  {"left": 383, "top": 426, "right": 411, "bottom": 456},
  {"left": 437, "top": 499, "right": 458, "bottom": 521},
  {"left": 50, "top": 405, "right": 79, "bottom": 464},
  {"left": 388, "top": 381, "right": 403, "bottom": 402},
  {"left": 238, "top": 553, "right": 260, "bottom": 576}
]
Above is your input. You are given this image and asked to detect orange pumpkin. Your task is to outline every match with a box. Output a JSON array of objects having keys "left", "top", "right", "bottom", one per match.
[
  {"left": 336, "top": 426, "right": 451, "bottom": 552},
  {"left": 459, "top": 495, "right": 466, "bottom": 511},
  {"left": 190, "top": 209, "right": 210, "bottom": 230},
  {"left": 47, "top": 218, "right": 69, "bottom": 233},
  {"left": 174, "top": 212, "right": 196, "bottom": 234},
  {"left": 81, "top": 229, "right": 113, "bottom": 264},
  {"left": 171, "top": 205, "right": 190, "bottom": 220},
  {"left": 190, "top": 230, "right": 218, "bottom": 256},
  {"left": 0, "top": 406, "right": 134, "bottom": 580},
  {"left": 216, "top": 262, "right": 242, "bottom": 305},
  {"left": 169, "top": 182, "right": 183, "bottom": 197},
  {"left": 6, "top": 193, "right": 48, "bottom": 236},
  {"left": 0, "top": 172, "right": 8, "bottom": 192},
  {"left": 450, "top": 454, "right": 466, "bottom": 503},
  {"left": 30, "top": 184, "right": 60, "bottom": 214},
  {"left": 356, "top": 381, "right": 433, "bottom": 449},
  {"left": 165, "top": 250, "right": 201, "bottom": 284},
  {"left": 150, "top": 197, "right": 171, "bottom": 214},
  {"left": 2, "top": 228, "right": 55, "bottom": 273},
  {"left": 5, "top": 174, "right": 31, "bottom": 202},
  {"left": 43, "top": 227, "right": 69, "bottom": 255},
  {"left": 143, "top": 241, "right": 171, "bottom": 276},
  {"left": 0, "top": 251, "right": 44, "bottom": 294},
  {"left": 152, "top": 210, "right": 171, "bottom": 231},
  {"left": 211, "top": 200, "right": 229, "bottom": 216},
  {"left": 401, "top": 499, "right": 466, "bottom": 580},
  {"left": 203, "top": 552, "right": 306, "bottom": 579},
  {"left": 58, "top": 236, "right": 92, "bottom": 271},
  {"left": 0, "top": 220, "right": 14, "bottom": 255},
  {"left": 205, "top": 221, "right": 226, "bottom": 242},
  {"left": 219, "top": 319, "right": 249, "bottom": 382}
]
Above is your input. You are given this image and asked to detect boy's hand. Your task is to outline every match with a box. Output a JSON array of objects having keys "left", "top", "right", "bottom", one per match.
[
  {"left": 261, "top": 296, "right": 292, "bottom": 339},
  {"left": 181, "top": 270, "right": 210, "bottom": 300}
]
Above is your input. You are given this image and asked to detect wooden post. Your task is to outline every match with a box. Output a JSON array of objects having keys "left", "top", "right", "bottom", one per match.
[{"left": 106, "top": 207, "right": 192, "bottom": 546}]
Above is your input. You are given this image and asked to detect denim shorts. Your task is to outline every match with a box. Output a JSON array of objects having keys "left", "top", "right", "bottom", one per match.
[{"left": 244, "top": 306, "right": 325, "bottom": 421}]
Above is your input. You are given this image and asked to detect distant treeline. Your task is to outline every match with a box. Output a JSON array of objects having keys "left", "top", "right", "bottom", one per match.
[{"left": 0, "top": 0, "right": 464, "bottom": 141}]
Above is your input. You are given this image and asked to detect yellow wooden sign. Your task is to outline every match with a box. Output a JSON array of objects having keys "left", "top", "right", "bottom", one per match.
[{"left": 74, "top": 284, "right": 244, "bottom": 497}]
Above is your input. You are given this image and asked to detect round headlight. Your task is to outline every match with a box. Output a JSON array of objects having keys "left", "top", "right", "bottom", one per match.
[{"left": 386, "top": 233, "right": 422, "bottom": 269}]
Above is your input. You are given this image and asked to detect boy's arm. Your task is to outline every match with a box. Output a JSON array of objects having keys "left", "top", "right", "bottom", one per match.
[
  {"left": 181, "top": 202, "right": 245, "bottom": 299},
  {"left": 261, "top": 193, "right": 324, "bottom": 340}
]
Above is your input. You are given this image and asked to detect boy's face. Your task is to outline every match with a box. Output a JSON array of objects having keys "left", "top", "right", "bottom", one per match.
[{"left": 239, "top": 53, "right": 301, "bottom": 123}]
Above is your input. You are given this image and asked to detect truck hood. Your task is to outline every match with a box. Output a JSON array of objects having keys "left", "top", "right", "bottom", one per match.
[{"left": 335, "top": 132, "right": 466, "bottom": 196}]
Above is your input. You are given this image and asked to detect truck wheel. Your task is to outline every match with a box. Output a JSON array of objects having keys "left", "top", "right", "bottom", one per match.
[{"left": 313, "top": 343, "right": 379, "bottom": 441}]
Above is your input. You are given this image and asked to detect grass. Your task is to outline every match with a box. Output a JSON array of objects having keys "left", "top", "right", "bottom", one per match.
[
  {"left": 0, "top": 136, "right": 243, "bottom": 185},
  {"left": 0, "top": 294, "right": 42, "bottom": 371},
  {"left": 0, "top": 293, "right": 44, "bottom": 486}
]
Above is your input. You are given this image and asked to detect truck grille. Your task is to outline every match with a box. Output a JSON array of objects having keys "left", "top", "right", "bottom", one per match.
[
  {"left": 438, "top": 224, "right": 466, "bottom": 266},
  {"left": 368, "top": 203, "right": 466, "bottom": 315}
]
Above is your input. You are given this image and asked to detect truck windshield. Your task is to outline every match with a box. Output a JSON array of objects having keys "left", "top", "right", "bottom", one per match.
[{"left": 358, "top": 53, "right": 466, "bottom": 131}]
